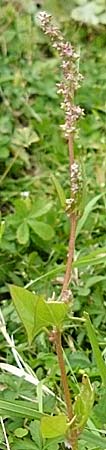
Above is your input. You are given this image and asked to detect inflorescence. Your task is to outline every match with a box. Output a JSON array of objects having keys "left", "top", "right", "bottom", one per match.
[
  {"left": 38, "top": 11, "right": 84, "bottom": 139},
  {"left": 66, "top": 162, "right": 82, "bottom": 214}
]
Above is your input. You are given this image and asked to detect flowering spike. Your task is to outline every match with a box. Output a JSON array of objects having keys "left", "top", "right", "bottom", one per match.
[{"left": 38, "top": 11, "right": 84, "bottom": 139}]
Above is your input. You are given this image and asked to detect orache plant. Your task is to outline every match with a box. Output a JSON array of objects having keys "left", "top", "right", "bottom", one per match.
[{"left": 2, "top": 10, "right": 106, "bottom": 450}]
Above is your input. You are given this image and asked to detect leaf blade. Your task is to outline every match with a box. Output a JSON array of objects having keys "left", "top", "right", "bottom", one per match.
[
  {"left": 41, "top": 414, "right": 67, "bottom": 438},
  {"left": 29, "top": 219, "right": 54, "bottom": 240},
  {"left": 84, "top": 312, "right": 106, "bottom": 386}
]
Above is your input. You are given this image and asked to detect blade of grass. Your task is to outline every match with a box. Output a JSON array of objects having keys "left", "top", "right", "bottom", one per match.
[
  {"left": 0, "top": 399, "right": 42, "bottom": 420},
  {"left": 84, "top": 312, "right": 106, "bottom": 386}
]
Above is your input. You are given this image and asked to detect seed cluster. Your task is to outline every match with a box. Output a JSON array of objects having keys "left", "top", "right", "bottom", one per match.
[{"left": 38, "top": 11, "right": 84, "bottom": 138}]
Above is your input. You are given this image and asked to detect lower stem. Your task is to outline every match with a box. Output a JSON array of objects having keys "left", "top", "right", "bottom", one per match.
[
  {"left": 55, "top": 329, "right": 73, "bottom": 421},
  {"left": 55, "top": 329, "right": 78, "bottom": 450}
]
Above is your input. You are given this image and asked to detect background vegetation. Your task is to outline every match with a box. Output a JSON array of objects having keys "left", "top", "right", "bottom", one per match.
[{"left": 0, "top": 0, "right": 106, "bottom": 449}]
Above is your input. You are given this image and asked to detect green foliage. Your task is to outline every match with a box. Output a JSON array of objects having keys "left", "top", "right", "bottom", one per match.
[
  {"left": 10, "top": 285, "right": 68, "bottom": 343},
  {"left": 41, "top": 415, "right": 67, "bottom": 438},
  {"left": 84, "top": 312, "right": 106, "bottom": 385},
  {"left": 71, "top": 0, "right": 106, "bottom": 26},
  {"left": 0, "top": 399, "right": 42, "bottom": 419},
  {"left": 74, "top": 375, "right": 94, "bottom": 430}
]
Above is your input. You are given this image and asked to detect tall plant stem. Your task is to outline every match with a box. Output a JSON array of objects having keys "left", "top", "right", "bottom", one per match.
[
  {"left": 61, "top": 134, "right": 77, "bottom": 297},
  {"left": 61, "top": 212, "right": 76, "bottom": 297},
  {"left": 55, "top": 133, "right": 78, "bottom": 449}
]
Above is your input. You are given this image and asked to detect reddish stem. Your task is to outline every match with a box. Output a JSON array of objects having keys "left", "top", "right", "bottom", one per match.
[{"left": 61, "top": 134, "right": 77, "bottom": 298}]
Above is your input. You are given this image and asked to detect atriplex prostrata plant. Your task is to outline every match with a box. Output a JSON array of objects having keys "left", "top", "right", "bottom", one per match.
[{"left": 1, "top": 10, "right": 106, "bottom": 450}]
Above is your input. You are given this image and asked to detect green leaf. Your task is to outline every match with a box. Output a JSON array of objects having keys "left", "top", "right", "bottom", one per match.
[
  {"left": 74, "top": 375, "right": 94, "bottom": 430},
  {"left": 84, "top": 312, "right": 106, "bottom": 386},
  {"left": 73, "top": 247, "right": 106, "bottom": 268},
  {"left": 35, "top": 298, "right": 68, "bottom": 334},
  {"left": 85, "top": 275, "right": 106, "bottom": 289},
  {"left": 0, "top": 399, "right": 42, "bottom": 419},
  {"left": 41, "top": 415, "right": 67, "bottom": 438},
  {"left": 12, "top": 438, "right": 42, "bottom": 450},
  {"left": 80, "top": 429, "right": 106, "bottom": 450},
  {"left": 30, "top": 199, "right": 53, "bottom": 219},
  {"left": 29, "top": 219, "right": 54, "bottom": 240},
  {"left": 16, "top": 222, "right": 29, "bottom": 245},
  {"left": 14, "top": 427, "right": 28, "bottom": 438},
  {"left": 51, "top": 174, "right": 66, "bottom": 208},
  {"left": 76, "top": 194, "right": 102, "bottom": 237},
  {"left": 30, "top": 420, "right": 42, "bottom": 447},
  {"left": 12, "top": 126, "right": 39, "bottom": 148},
  {"left": 67, "top": 351, "right": 91, "bottom": 370},
  {"left": 71, "top": 2, "right": 101, "bottom": 26},
  {"left": 9, "top": 285, "right": 41, "bottom": 344},
  {"left": 9, "top": 285, "right": 67, "bottom": 340},
  {"left": 93, "top": 390, "right": 106, "bottom": 426}
]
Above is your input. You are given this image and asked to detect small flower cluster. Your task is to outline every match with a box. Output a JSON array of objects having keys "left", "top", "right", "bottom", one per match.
[
  {"left": 66, "top": 162, "right": 82, "bottom": 214},
  {"left": 38, "top": 11, "right": 84, "bottom": 138},
  {"left": 61, "top": 289, "right": 73, "bottom": 303}
]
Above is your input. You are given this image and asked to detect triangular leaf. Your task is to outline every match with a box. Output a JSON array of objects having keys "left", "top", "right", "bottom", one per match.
[
  {"left": 9, "top": 285, "right": 42, "bottom": 344},
  {"left": 35, "top": 298, "right": 68, "bottom": 334},
  {"left": 41, "top": 414, "right": 67, "bottom": 438}
]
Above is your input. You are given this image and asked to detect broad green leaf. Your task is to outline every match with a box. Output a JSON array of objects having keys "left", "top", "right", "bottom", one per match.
[
  {"left": 41, "top": 414, "right": 67, "bottom": 438},
  {"left": 74, "top": 375, "right": 94, "bottom": 430},
  {"left": 76, "top": 194, "right": 102, "bottom": 237},
  {"left": 29, "top": 219, "right": 54, "bottom": 240},
  {"left": 51, "top": 174, "right": 66, "bottom": 208},
  {"left": 14, "top": 427, "right": 28, "bottom": 438},
  {"left": 35, "top": 298, "right": 68, "bottom": 334},
  {"left": 9, "top": 285, "right": 67, "bottom": 340},
  {"left": 84, "top": 313, "right": 106, "bottom": 386},
  {"left": 0, "top": 399, "right": 42, "bottom": 419},
  {"left": 9, "top": 285, "right": 41, "bottom": 344},
  {"left": 16, "top": 222, "right": 29, "bottom": 245}
]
